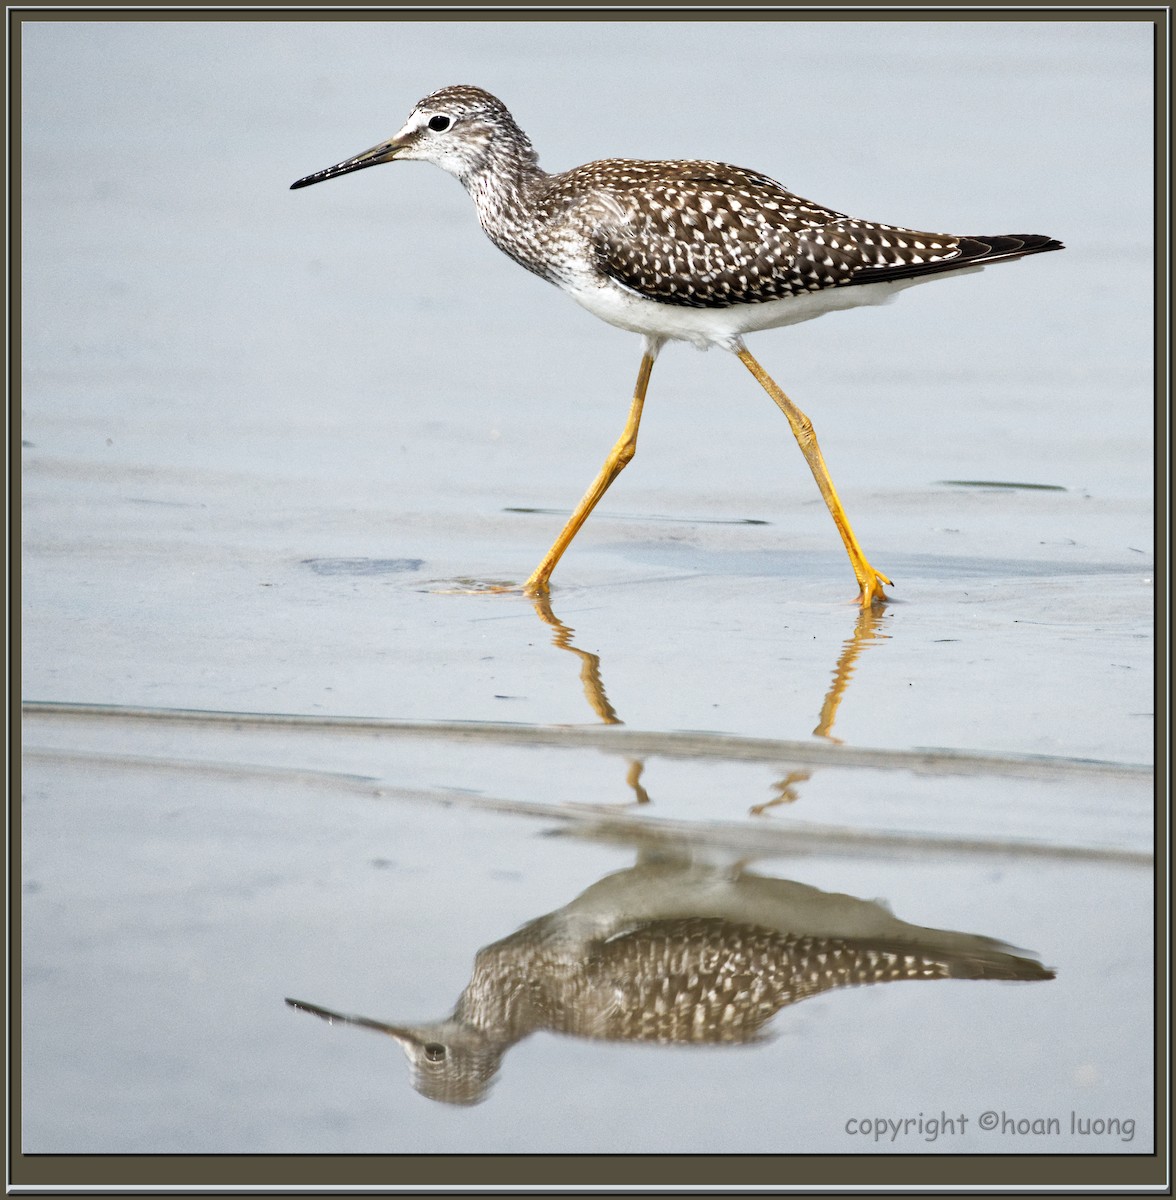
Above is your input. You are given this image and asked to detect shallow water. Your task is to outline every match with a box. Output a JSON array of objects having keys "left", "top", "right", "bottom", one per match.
[
  {"left": 20, "top": 719, "right": 1151, "bottom": 1154},
  {"left": 19, "top": 16, "right": 1154, "bottom": 1174}
]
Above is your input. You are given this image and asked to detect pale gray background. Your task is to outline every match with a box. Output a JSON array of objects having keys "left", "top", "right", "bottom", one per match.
[{"left": 21, "top": 18, "right": 1154, "bottom": 1164}]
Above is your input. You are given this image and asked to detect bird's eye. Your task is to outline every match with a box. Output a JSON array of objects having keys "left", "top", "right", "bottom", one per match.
[
  {"left": 423, "top": 1043, "right": 447, "bottom": 1062},
  {"left": 427, "top": 115, "right": 451, "bottom": 133}
]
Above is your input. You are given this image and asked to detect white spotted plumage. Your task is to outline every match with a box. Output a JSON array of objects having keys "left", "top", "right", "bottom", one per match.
[{"left": 360, "top": 85, "right": 1061, "bottom": 354}]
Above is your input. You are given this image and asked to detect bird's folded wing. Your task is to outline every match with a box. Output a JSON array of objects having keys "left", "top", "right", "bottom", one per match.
[{"left": 563, "top": 160, "right": 969, "bottom": 309}]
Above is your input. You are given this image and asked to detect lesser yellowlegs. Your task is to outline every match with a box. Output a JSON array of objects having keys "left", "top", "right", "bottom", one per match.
[
  {"left": 292, "top": 85, "right": 1062, "bottom": 606},
  {"left": 286, "top": 859, "right": 1051, "bottom": 1104}
]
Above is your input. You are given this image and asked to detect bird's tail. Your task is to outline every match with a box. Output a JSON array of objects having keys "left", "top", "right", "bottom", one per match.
[{"left": 853, "top": 232, "right": 1064, "bottom": 284}]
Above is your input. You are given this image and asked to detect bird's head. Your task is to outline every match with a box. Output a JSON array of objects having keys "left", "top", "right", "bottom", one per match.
[
  {"left": 285, "top": 997, "right": 505, "bottom": 1106},
  {"left": 290, "top": 85, "right": 533, "bottom": 191}
]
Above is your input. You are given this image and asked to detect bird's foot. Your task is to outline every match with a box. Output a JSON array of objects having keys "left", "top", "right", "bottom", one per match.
[
  {"left": 854, "top": 566, "right": 893, "bottom": 608},
  {"left": 520, "top": 574, "right": 552, "bottom": 598}
]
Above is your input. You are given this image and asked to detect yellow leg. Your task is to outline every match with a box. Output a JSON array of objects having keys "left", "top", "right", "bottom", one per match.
[
  {"left": 737, "top": 347, "right": 892, "bottom": 607},
  {"left": 523, "top": 352, "right": 655, "bottom": 596}
]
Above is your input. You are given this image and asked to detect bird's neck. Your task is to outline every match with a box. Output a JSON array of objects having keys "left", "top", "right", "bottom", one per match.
[
  {"left": 463, "top": 136, "right": 548, "bottom": 243},
  {"left": 448, "top": 916, "right": 569, "bottom": 1041}
]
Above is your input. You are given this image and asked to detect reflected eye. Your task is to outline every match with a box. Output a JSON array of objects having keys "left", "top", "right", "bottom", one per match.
[
  {"left": 427, "top": 115, "right": 451, "bottom": 133},
  {"left": 423, "top": 1043, "right": 447, "bottom": 1062}
]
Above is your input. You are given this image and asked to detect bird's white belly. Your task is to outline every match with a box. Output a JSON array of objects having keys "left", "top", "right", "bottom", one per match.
[{"left": 560, "top": 268, "right": 977, "bottom": 351}]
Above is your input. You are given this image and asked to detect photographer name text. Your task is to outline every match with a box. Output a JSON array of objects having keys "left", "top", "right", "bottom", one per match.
[{"left": 844, "top": 1110, "right": 1136, "bottom": 1143}]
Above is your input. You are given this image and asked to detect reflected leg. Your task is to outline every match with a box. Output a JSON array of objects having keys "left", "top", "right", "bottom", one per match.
[
  {"left": 813, "top": 604, "right": 889, "bottom": 740},
  {"left": 530, "top": 594, "right": 621, "bottom": 724}
]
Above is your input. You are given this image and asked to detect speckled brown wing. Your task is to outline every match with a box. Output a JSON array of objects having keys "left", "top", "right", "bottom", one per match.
[
  {"left": 552, "top": 158, "right": 971, "bottom": 310},
  {"left": 553, "top": 918, "right": 1053, "bottom": 1045}
]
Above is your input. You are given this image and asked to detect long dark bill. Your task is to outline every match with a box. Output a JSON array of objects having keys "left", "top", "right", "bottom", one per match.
[
  {"left": 285, "top": 997, "right": 413, "bottom": 1039},
  {"left": 290, "top": 136, "right": 406, "bottom": 190}
]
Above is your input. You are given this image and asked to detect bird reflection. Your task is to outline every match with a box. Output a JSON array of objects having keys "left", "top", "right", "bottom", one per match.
[
  {"left": 531, "top": 594, "right": 890, "bottom": 811},
  {"left": 286, "top": 842, "right": 1053, "bottom": 1106}
]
